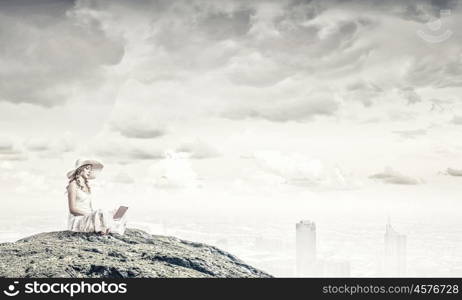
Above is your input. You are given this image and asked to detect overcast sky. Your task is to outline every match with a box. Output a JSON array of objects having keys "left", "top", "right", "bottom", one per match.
[{"left": 1, "top": 0, "right": 462, "bottom": 216}]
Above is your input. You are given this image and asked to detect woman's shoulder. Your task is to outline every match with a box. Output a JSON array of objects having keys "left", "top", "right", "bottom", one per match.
[{"left": 67, "top": 180, "right": 77, "bottom": 191}]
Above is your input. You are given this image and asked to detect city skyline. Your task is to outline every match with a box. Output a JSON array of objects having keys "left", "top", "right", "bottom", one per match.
[{"left": 295, "top": 219, "right": 409, "bottom": 277}]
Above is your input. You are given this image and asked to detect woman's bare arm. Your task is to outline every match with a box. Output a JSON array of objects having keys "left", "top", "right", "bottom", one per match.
[{"left": 67, "top": 181, "right": 88, "bottom": 216}]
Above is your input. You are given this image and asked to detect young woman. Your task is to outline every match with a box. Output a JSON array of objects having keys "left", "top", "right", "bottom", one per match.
[{"left": 66, "top": 159, "right": 127, "bottom": 235}]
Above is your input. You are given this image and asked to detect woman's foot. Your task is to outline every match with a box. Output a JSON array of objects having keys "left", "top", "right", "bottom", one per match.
[{"left": 96, "top": 228, "right": 111, "bottom": 235}]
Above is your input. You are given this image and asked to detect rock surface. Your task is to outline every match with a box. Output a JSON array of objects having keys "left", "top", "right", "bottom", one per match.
[{"left": 0, "top": 228, "right": 271, "bottom": 278}]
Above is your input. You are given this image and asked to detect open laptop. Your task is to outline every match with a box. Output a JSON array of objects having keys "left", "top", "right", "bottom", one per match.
[{"left": 113, "top": 206, "right": 129, "bottom": 220}]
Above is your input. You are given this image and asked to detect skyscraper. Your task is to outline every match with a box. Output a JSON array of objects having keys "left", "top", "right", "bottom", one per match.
[
  {"left": 383, "top": 219, "right": 407, "bottom": 276},
  {"left": 296, "top": 220, "right": 316, "bottom": 276}
]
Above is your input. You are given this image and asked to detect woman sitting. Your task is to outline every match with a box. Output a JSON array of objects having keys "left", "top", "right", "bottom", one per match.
[{"left": 66, "top": 159, "right": 127, "bottom": 235}]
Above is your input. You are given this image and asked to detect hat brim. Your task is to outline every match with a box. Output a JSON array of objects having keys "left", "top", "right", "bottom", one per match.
[{"left": 67, "top": 160, "right": 104, "bottom": 179}]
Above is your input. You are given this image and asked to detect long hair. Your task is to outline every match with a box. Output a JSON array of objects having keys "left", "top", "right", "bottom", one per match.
[{"left": 66, "top": 164, "right": 92, "bottom": 193}]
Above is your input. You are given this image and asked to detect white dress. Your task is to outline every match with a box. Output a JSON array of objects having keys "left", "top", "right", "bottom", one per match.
[{"left": 67, "top": 188, "right": 127, "bottom": 235}]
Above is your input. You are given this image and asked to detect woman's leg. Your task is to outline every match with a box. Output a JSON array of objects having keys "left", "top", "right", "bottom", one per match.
[
  {"left": 96, "top": 209, "right": 114, "bottom": 234},
  {"left": 92, "top": 209, "right": 108, "bottom": 234}
]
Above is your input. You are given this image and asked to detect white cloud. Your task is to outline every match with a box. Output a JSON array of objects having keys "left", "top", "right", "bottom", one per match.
[
  {"left": 250, "top": 150, "right": 360, "bottom": 190},
  {"left": 392, "top": 129, "right": 427, "bottom": 139},
  {"left": 176, "top": 138, "right": 220, "bottom": 159},
  {"left": 2, "top": 0, "right": 462, "bottom": 198},
  {"left": 0, "top": 138, "right": 27, "bottom": 161},
  {"left": 112, "top": 171, "right": 135, "bottom": 184},
  {"left": 429, "top": 98, "right": 454, "bottom": 112},
  {"left": 0, "top": 139, "right": 18, "bottom": 154},
  {"left": 451, "top": 115, "right": 462, "bottom": 125},
  {"left": 446, "top": 168, "right": 462, "bottom": 177},
  {"left": 0, "top": 169, "right": 49, "bottom": 194},
  {"left": 344, "top": 80, "right": 383, "bottom": 107},
  {"left": 92, "top": 140, "right": 165, "bottom": 162},
  {"left": 24, "top": 138, "right": 50, "bottom": 152},
  {"left": 222, "top": 89, "right": 340, "bottom": 122},
  {"left": 111, "top": 117, "right": 166, "bottom": 139},
  {"left": 149, "top": 151, "right": 203, "bottom": 189},
  {"left": 400, "top": 87, "right": 422, "bottom": 105},
  {"left": 225, "top": 52, "right": 294, "bottom": 87},
  {"left": 369, "top": 167, "right": 423, "bottom": 185}
]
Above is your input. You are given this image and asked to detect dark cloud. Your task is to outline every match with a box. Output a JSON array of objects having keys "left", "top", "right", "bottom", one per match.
[
  {"left": 144, "top": 3, "right": 254, "bottom": 72},
  {"left": 2, "top": 0, "right": 460, "bottom": 121},
  {"left": 99, "top": 0, "right": 374, "bottom": 88},
  {"left": 430, "top": 0, "right": 459, "bottom": 13},
  {"left": 0, "top": 1, "right": 124, "bottom": 107},
  {"left": 338, "top": 0, "right": 459, "bottom": 21},
  {"left": 400, "top": 4, "right": 432, "bottom": 22},
  {"left": 0, "top": 0, "right": 75, "bottom": 15},
  {"left": 242, "top": 16, "right": 373, "bottom": 85},
  {"left": 194, "top": 9, "right": 254, "bottom": 42},
  {"left": 289, "top": 0, "right": 458, "bottom": 22},
  {"left": 396, "top": 1, "right": 455, "bottom": 22}
]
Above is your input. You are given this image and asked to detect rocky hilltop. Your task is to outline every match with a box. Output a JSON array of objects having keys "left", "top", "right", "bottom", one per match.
[{"left": 0, "top": 228, "right": 271, "bottom": 278}]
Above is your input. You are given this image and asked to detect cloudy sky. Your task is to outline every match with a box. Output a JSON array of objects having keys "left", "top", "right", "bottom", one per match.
[{"left": 1, "top": 0, "right": 462, "bottom": 217}]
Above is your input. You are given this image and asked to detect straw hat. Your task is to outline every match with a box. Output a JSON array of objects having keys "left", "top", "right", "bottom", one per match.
[{"left": 66, "top": 159, "right": 104, "bottom": 180}]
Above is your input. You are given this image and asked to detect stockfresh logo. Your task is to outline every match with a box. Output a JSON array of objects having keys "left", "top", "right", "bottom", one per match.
[
  {"left": 417, "top": 8, "right": 453, "bottom": 43},
  {"left": 3, "top": 281, "right": 20, "bottom": 297}
]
